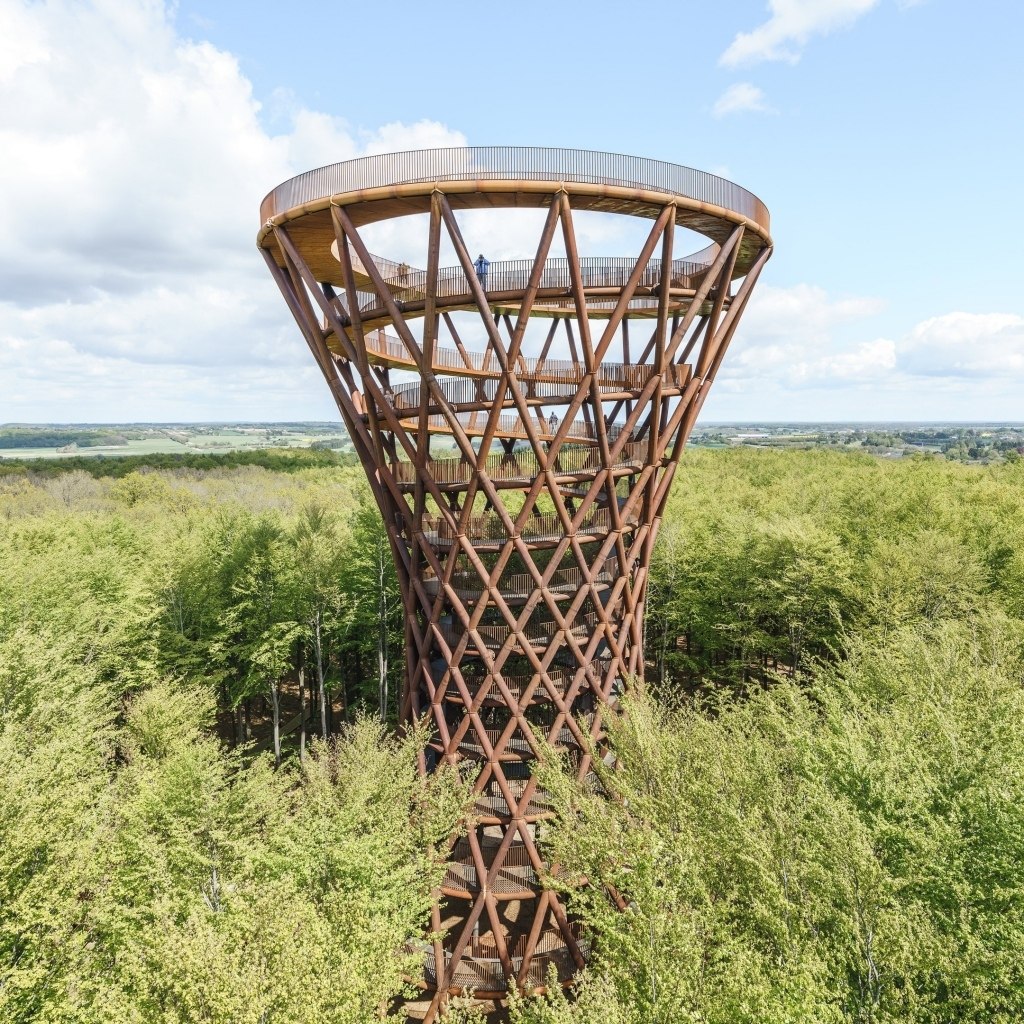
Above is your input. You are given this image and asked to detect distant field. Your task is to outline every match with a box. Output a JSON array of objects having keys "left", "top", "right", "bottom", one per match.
[{"left": 0, "top": 435, "right": 342, "bottom": 460}]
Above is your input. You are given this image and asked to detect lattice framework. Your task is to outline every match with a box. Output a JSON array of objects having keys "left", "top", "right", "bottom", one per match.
[{"left": 259, "top": 150, "right": 771, "bottom": 1021}]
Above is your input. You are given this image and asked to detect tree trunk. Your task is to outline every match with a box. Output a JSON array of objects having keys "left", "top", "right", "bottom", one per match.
[
  {"left": 353, "top": 649, "right": 364, "bottom": 720},
  {"left": 309, "top": 669, "right": 317, "bottom": 729},
  {"left": 339, "top": 655, "right": 349, "bottom": 724},
  {"left": 298, "top": 664, "right": 306, "bottom": 765},
  {"left": 270, "top": 678, "right": 281, "bottom": 768},
  {"left": 314, "top": 611, "right": 327, "bottom": 741},
  {"left": 378, "top": 551, "right": 388, "bottom": 723},
  {"left": 377, "top": 626, "right": 387, "bottom": 723}
]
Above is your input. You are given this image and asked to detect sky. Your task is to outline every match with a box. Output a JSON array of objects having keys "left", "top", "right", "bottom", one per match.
[{"left": 1, "top": 0, "right": 1022, "bottom": 423}]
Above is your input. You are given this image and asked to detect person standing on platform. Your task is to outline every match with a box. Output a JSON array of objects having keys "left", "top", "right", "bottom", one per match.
[{"left": 474, "top": 253, "right": 490, "bottom": 291}]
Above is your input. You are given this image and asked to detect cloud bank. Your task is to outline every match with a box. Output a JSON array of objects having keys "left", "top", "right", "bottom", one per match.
[
  {"left": 0, "top": 0, "right": 465, "bottom": 421},
  {"left": 713, "top": 287, "right": 1024, "bottom": 419}
]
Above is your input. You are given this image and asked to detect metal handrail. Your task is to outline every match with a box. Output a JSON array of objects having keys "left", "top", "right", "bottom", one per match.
[
  {"left": 439, "top": 611, "right": 598, "bottom": 648},
  {"left": 260, "top": 146, "right": 770, "bottom": 233},
  {"left": 387, "top": 375, "right": 667, "bottom": 412},
  {"left": 443, "top": 663, "right": 607, "bottom": 702},
  {"left": 455, "top": 724, "right": 586, "bottom": 754},
  {"left": 423, "top": 560, "right": 617, "bottom": 598},
  {"left": 353, "top": 251, "right": 716, "bottom": 308},
  {"left": 392, "top": 440, "right": 648, "bottom": 486},
  {"left": 421, "top": 505, "right": 638, "bottom": 545},
  {"left": 361, "top": 327, "right": 663, "bottom": 386},
  {"left": 356, "top": 243, "right": 719, "bottom": 286},
  {"left": 414, "top": 411, "right": 610, "bottom": 443},
  {"left": 421, "top": 925, "right": 588, "bottom": 988}
]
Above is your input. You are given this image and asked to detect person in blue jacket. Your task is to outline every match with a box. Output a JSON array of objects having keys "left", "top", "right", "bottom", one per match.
[{"left": 474, "top": 253, "right": 490, "bottom": 290}]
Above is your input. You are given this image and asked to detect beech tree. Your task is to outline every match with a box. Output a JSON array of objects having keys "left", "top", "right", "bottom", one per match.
[
  {"left": 524, "top": 614, "right": 1024, "bottom": 1024},
  {"left": 290, "top": 500, "right": 350, "bottom": 742},
  {"left": 341, "top": 488, "right": 403, "bottom": 722}
]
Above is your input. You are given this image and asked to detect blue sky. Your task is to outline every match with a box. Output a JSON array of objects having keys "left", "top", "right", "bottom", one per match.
[{"left": 2, "top": 0, "right": 1022, "bottom": 422}]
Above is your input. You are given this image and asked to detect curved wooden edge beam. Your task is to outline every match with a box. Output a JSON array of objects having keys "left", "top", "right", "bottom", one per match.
[{"left": 256, "top": 148, "right": 772, "bottom": 288}]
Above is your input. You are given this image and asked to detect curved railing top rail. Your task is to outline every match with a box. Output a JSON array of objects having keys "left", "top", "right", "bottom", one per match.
[
  {"left": 260, "top": 146, "right": 770, "bottom": 235},
  {"left": 352, "top": 243, "right": 722, "bottom": 288},
  {"left": 348, "top": 250, "right": 719, "bottom": 315},
  {"left": 353, "top": 327, "right": 689, "bottom": 386}
]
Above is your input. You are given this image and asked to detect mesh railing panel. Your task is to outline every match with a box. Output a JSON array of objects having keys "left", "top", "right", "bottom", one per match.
[
  {"left": 261, "top": 146, "right": 769, "bottom": 232},
  {"left": 392, "top": 440, "right": 649, "bottom": 486}
]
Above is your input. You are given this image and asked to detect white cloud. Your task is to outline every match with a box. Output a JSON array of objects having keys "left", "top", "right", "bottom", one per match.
[
  {"left": 900, "top": 312, "right": 1024, "bottom": 377},
  {"left": 713, "top": 285, "right": 1024, "bottom": 420},
  {"left": 720, "top": 0, "right": 880, "bottom": 67},
  {"left": 0, "top": 0, "right": 49, "bottom": 85},
  {"left": 735, "top": 283, "right": 885, "bottom": 345},
  {"left": 812, "top": 337, "right": 897, "bottom": 379},
  {"left": 713, "top": 83, "right": 775, "bottom": 118},
  {"left": 0, "top": 0, "right": 467, "bottom": 421},
  {"left": 719, "top": 283, "right": 885, "bottom": 391}
]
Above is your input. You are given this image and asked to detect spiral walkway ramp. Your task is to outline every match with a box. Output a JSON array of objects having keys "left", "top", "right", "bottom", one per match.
[{"left": 258, "top": 146, "right": 771, "bottom": 1021}]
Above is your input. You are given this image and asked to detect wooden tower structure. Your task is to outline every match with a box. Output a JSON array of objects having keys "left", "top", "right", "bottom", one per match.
[{"left": 258, "top": 147, "right": 771, "bottom": 1019}]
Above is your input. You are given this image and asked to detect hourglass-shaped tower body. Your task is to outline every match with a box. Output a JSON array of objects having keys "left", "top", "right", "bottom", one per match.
[{"left": 258, "top": 147, "right": 771, "bottom": 1021}]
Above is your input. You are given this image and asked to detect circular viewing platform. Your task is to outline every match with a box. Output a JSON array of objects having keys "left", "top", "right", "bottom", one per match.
[
  {"left": 257, "top": 146, "right": 771, "bottom": 289},
  {"left": 260, "top": 145, "right": 769, "bottom": 234}
]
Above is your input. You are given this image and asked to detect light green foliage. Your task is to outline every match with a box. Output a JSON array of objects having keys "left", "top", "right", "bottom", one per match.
[
  {"left": 0, "top": 656, "right": 468, "bottom": 1022},
  {"left": 90, "top": 701, "right": 467, "bottom": 1024},
  {"left": 524, "top": 615, "right": 1024, "bottom": 1024},
  {"left": 0, "top": 468, "right": 469, "bottom": 1022},
  {"left": 649, "top": 449, "right": 1024, "bottom": 687},
  {"left": 2, "top": 452, "right": 1024, "bottom": 1022},
  {"left": 0, "top": 629, "right": 116, "bottom": 1020}
]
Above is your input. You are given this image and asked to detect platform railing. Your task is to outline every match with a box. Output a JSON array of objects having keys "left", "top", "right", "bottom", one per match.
[
  {"left": 420, "top": 505, "right": 638, "bottom": 546},
  {"left": 443, "top": 843, "right": 539, "bottom": 895},
  {"left": 354, "top": 244, "right": 718, "bottom": 288},
  {"left": 442, "top": 611, "right": 595, "bottom": 650},
  {"left": 360, "top": 327, "right": 661, "bottom": 386},
  {"left": 454, "top": 723, "right": 586, "bottom": 754},
  {"left": 411, "top": 412, "right": 631, "bottom": 444},
  {"left": 421, "top": 926, "right": 588, "bottom": 990},
  {"left": 441, "top": 663, "right": 607, "bottom": 703},
  {"left": 473, "top": 778, "right": 554, "bottom": 820},
  {"left": 387, "top": 375, "right": 657, "bottom": 411},
  {"left": 260, "top": 146, "right": 770, "bottom": 232},
  {"left": 392, "top": 440, "right": 648, "bottom": 486},
  {"left": 423, "top": 560, "right": 618, "bottom": 602},
  {"left": 417, "top": 411, "right": 607, "bottom": 443},
  {"left": 354, "top": 253, "right": 714, "bottom": 308}
]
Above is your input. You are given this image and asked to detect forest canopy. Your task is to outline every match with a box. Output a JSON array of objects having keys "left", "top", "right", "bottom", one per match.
[{"left": 1, "top": 448, "right": 1022, "bottom": 1022}]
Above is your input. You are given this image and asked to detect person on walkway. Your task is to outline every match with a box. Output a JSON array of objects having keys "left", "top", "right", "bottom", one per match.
[
  {"left": 548, "top": 411, "right": 558, "bottom": 435},
  {"left": 474, "top": 253, "right": 490, "bottom": 291}
]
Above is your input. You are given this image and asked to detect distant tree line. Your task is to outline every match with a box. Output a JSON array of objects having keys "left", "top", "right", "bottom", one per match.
[
  {"left": 0, "top": 427, "right": 129, "bottom": 448},
  {"left": 0, "top": 446, "right": 361, "bottom": 478}
]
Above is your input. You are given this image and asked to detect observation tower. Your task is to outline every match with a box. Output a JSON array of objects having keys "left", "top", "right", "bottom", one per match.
[{"left": 258, "top": 147, "right": 771, "bottom": 1020}]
